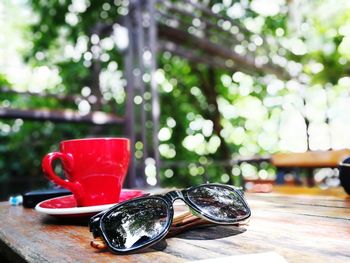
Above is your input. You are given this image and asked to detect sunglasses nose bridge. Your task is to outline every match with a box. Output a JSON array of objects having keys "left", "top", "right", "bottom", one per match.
[{"left": 166, "top": 190, "right": 184, "bottom": 202}]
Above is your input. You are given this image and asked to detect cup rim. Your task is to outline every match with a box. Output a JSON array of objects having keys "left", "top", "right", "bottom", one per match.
[{"left": 60, "top": 137, "right": 129, "bottom": 144}]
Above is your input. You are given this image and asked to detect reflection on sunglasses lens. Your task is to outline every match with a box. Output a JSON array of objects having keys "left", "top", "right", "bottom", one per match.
[
  {"left": 102, "top": 198, "right": 169, "bottom": 250},
  {"left": 187, "top": 185, "right": 249, "bottom": 221}
]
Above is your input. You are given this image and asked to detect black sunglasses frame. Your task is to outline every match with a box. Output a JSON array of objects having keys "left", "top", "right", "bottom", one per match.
[{"left": 90, "top": 183, "right": 251, "bottom": 254}]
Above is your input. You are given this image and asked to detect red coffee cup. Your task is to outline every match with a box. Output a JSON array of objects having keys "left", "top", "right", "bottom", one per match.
[{"left": 42, "top": 138, "right": 130, "bottom": 207}]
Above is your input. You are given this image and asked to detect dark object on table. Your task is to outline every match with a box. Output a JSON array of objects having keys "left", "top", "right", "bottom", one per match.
[
  {"left": 338, "top": 157, "right": 350, "bottom": 195},
  {"left": 23, "top": 187, "right": 71, "bottom": 208}
]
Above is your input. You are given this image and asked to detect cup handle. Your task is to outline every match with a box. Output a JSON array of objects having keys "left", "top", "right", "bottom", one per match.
[{"left": 42, "top": 152, "right": 83, "bottom": 199}]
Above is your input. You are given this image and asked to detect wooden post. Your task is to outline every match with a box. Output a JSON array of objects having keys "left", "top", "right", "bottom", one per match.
[
  {"left": 134, "top": 0, "right": 148, "bottom": 187},
  {"left": 123, "top": 14, "right": 137, "bottom": 188},
  {"left": 148, "top": 0, "right": 161, "bottom": 185}
]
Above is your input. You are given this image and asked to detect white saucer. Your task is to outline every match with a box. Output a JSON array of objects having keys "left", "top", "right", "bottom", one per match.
[{"left": 35, "top": 189, "right": 146, "bottom": 218}]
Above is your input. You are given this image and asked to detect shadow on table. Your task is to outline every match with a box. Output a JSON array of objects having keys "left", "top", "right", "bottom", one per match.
[
  {"left": 143, "top": 225, "right": 244, "bottom": 253},
  {"left": 40, "top": 216, "right": 89, "bottom": 226},
  {"left": 173, "top": 225, "right": 246, "bottom": 240},
  {"left": 0, "top": 253, "right": 11, "bottom": 263}
]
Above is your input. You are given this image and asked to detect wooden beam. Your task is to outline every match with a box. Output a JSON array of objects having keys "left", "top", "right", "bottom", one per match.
[
  {"left": 159, "top": 42, "right": 238, "bottom": 72},
  {"left": 1, "top": 87, "right": 76, "bottom": 102},
  {"left": 160, "top": 156, "right": 271, "bottom": 168},
  {"left": 158, "top": 2, "right": 240, "bottom": 46},
  {"left": 156, "top": 10, "right": 241, "bottom": 49},
  {"left": 0, "top": 87, "right": 107, "bottom": 105},
  {"left": 182, "top": 0, "right": 252, "bottom": 37},
  {"left": 0, "top": 108, "right": 125, "bottom": 125},
  {"left": 158, "top": 24, "right": 290, "bottom": 79}
]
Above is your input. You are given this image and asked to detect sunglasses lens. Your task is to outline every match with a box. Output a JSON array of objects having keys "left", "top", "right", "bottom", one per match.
[
  {"left": 101, "top": 198, "right": 170, "bottom": 251},
  {"left": 187, "top": 185, "right": 249, "bottom": 222}
]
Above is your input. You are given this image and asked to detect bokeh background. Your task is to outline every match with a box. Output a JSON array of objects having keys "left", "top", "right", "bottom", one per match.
[{"left": 1, "top": 0, "right": 350, "bottom": 199}]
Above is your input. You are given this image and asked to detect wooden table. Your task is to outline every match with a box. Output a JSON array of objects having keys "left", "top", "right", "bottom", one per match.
[{"left": 0, "top": 188, "right": 349, "bottom": 263}]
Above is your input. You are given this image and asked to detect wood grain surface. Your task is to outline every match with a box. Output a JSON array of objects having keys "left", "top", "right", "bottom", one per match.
[
  {"left": 271, "top": 149, "right": 350, "bottom": 168},
  {"left": 0, "top": 188, "right": 349, "bottom": 263}
]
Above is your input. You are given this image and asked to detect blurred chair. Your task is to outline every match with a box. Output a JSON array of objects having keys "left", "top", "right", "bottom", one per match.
[{"left": 271, "top": 149, "right": 350, "bottom": 186}]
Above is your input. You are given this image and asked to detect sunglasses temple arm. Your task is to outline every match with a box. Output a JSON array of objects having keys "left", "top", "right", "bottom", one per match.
[
  {"left": 91, "top": 237, "right": 107, "bottom": 250},
  {"left": 172, "top": 210, "right": 193, "bottom": 224}
]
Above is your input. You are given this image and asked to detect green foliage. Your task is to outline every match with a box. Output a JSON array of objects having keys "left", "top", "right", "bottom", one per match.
[
  {"left": 1, "top": 0, "right": 350, "bottom": 198},
  {"left": 0, "top": 74, "right": 10, "bottom": 87}
]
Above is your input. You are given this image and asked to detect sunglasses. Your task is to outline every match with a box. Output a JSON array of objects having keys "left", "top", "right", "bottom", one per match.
[{"left": 89, "top": 183, "right": 251, "bottom": 254}]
